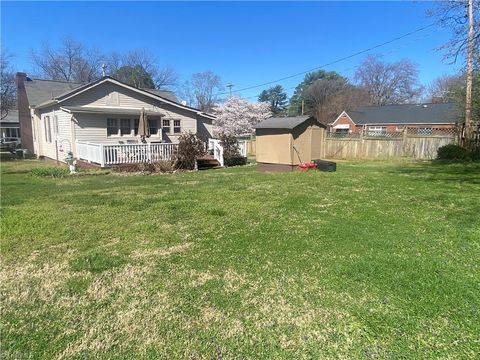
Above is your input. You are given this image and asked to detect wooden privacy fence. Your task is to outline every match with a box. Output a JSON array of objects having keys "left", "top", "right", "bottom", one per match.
[{"left": 322, "top": 128, "right": 456, "bottom": 160}]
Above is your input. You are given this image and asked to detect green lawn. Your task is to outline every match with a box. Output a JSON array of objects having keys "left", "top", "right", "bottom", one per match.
[{"left": 1, "top": 159, "right": 479, "bottom": 359}]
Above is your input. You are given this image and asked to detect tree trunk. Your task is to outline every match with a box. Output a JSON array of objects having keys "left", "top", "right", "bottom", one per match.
[{"left": 464, "top": 0, "right": 475, "bottom": 147}]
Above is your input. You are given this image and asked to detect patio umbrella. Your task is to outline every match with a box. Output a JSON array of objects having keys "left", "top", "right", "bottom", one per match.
[{"left": 137, "top": 107, "right": 150, "bottom": 142}]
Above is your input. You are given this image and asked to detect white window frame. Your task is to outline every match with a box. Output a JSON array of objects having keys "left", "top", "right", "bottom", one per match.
[
  {"left": 107, "top": 118, "right": 119, "bottom": 137},
  {"left": 44, "top": 116, "right": 52, "bottom": 143},
  {"left": 417, "top": 127, "right": 433, "bottom": 135},
  {"left": 173, "top": 119, "right": 181, "bottom": 134},
  {"left": 162, "top": 119, "right": 171, "bottom": 134},
  {"left": 120, "top": 118, "right": 132, "bottom": 136},
  {"left": 367, "top": 126, "right": 387, "bottom": 136}
]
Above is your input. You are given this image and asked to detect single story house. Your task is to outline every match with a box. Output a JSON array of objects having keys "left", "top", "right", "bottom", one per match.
[
  {"left": 330, "top": 103, "right": 458, "bottom": 136},
  {"left": 1, "top": 110, "right": 20, "bottom": 138},
  {"left": 255, "top": 115, "right": 326, "bottom": 172},
  {"left": 15, "top": 73, "right": 215, "bottom": 165}
]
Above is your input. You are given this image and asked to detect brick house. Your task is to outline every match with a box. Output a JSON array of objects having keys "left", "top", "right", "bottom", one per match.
[{"left": 330, "top": 103, "right": 458, "bottom": 136}]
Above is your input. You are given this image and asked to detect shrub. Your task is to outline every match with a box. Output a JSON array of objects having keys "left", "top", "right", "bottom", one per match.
[
  {"left": 468, "top": 147, "right": 480, "bottom": 161},
  {"left": 30, "top": 167, "right": 70, "bottom": 178},
  {"left": 174, "top": 133, "right": 206, "bottom": 170},
  {"left": 437, "top": 144, "right": 467, "bottom": 161},
  {"left": 225, "top": 156, "right": 247, "bottom": 166},
  {"left": 153, "top": 159, "right": 175, "bottom": 173},
  {"left": 218, "top": 133, "right": 245, "bottom": 166}
]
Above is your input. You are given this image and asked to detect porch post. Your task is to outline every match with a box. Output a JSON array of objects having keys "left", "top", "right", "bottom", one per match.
[{"left": 147, "top": 142, "right": 152, "bottom": 162}]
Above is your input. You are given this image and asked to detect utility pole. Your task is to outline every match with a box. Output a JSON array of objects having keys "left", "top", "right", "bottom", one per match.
[
  {"left": 301, "top": 100, "right": 305, "bottom": 115},
  {"left": 226, "top": 83, "right": 234, "bottom": 98},
  {"left": 464, "top": 0, "right": 475, "bottom": 146}
]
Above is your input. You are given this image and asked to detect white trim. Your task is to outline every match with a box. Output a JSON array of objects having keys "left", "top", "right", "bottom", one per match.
[
  {"left": 333, "top": 124, "right": 350, "bottom": 129},
  {"left": 37, "top": 77, "right": 216, "bottom": 120},
  {"left": 330, "top": 111, "right": 356, "bottom": 127}
]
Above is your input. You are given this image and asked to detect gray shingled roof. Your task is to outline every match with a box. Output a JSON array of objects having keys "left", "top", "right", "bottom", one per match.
[
  {"left": 346, "top": 103, "right": 458, "bottom": 125},
  {"left": 255, "top": 115, "right": 318, "bottom": 130},
  {"left": 142, "top": 89, "right": 178, "bottom": 103},
  {"left": 1, "top": 110, "right": 19, "bottom": 124},
  {"left": 24, "top": 78, "right": 83, "bottom": 107}
]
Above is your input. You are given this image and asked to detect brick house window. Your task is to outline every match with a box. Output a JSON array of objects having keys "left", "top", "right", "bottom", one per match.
[
  {"left": 367, "top": 126, "right": 387, "bottom": 136},
  {"left": 417, "top": 127, "right": 433, "bottom": 135}
]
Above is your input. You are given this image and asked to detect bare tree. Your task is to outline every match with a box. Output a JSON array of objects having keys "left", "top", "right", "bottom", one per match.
[
  {"left": 427, "top": 73, "right": 463, "bottom": 101},
  {"left": 105, "top": 49, "right": 178, "bottom": 90},
  {"left": 355, "top": 55, "right": 424, "bottom": 106},
  {"left": 1, "top": 49, "right": 16, "bottom": 119},
  {"left": 154, "top": 66, "right": 178, "bottom": 90},
  {"left": 428, "top": 1, "right": 479, "bottom": 146},
  {"left": 31, "top": 37, "right": 102, "bottom": 83},
  {"left": 304, "top": 78, "right": 369, "bottom": 125},
  {"left": 181, "top": 71, "right": 223, "bottom": 112},
  {"left": 428, "top": 0, "right": 479, "bottom": 65},
  {"left": 304, "top": 77, "right": 348, "bottom": 125}
]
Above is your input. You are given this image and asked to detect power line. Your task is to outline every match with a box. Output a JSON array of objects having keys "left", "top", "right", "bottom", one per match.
[{"left": 217, "top": 21, "right": 438, "bottom": 97}]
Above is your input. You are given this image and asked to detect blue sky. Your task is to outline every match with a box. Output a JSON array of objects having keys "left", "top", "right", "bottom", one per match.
[{"left": 1, "top": 1, "right": 461, "bottom": 100}]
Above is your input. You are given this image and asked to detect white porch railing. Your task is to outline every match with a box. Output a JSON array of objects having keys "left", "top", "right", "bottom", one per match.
[
  {"left": 207, "top": 139, "right": 247, "bottom": 167},
  {"left": 76, "top": 141, "right": 178, "bottom": 167},
  {"left": 238, "top": 140, "right": 247, "bottom": 157},
  {"left": 208, "top": 139, "right": 224, "bottom": 167}
]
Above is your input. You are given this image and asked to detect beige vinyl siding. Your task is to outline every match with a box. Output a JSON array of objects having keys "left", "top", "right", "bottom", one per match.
[
  {"left": 197, "top": 115, "right": 213, "bottom": 140},
  {"left": 34, "top": 107, "right": 74, "bottom": 161},
  {"left": 63, "top": 83, "right": 161, "bottom": 111},
  {"left": 57, "top": 80, "right": 212, "bottom": 146}
]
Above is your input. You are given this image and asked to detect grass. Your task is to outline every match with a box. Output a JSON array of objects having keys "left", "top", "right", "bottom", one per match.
[{"left": 1, "top": 158, "right": 479, "bottom": 359}]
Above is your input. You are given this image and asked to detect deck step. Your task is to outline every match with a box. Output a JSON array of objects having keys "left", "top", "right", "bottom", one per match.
[{"left": 197, "top": 156, "right": 220, "bottom": 170}]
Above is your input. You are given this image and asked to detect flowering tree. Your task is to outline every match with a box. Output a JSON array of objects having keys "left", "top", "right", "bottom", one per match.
[{"left": 213, "top": 96, "right": 271, "bottom": 136}]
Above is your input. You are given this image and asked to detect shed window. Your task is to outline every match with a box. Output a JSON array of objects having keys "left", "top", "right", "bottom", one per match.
[
  {"left": 107, "top": 118, "right": 119, "bottom": 136},
  {"left": 173, "top": 120, "right": 181, "bottom": 134},
  {"left": 162, "top": 119, "right": 171, "bottom": 134}
]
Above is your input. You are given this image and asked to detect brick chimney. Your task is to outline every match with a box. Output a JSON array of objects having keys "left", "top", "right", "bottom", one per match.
[{"left": 16, "top": 72, "right": 35, "bottom": 154}]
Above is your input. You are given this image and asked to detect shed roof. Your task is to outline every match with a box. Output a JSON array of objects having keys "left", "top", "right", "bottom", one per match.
[
  {"left": 345, "top": 102, "right": 458, "bottom": 125},
  {"left": 255, "top": 115, "right": 322, "bottom": 130}
]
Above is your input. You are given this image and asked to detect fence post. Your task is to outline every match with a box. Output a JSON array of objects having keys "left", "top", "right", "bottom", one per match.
[
  {"left": 147, "top": 142, "right": 152, "bottom": 162},
  {"left": 100, "top": 144, "right": 105, "bottom": 167}
]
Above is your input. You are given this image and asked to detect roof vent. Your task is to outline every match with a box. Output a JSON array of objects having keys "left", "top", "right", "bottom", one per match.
[{"left": 181, "top": 100, "right": 187, "bottom": 106}]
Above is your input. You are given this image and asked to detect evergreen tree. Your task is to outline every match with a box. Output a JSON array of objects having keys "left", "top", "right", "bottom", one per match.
[{"left": 258, "top": 85, "right": 288, "bottom": 115}]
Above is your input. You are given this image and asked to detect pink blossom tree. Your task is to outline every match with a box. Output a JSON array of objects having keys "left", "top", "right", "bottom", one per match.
[{"left": 213, "top": 96, "right": 271, "bottom": 136}]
